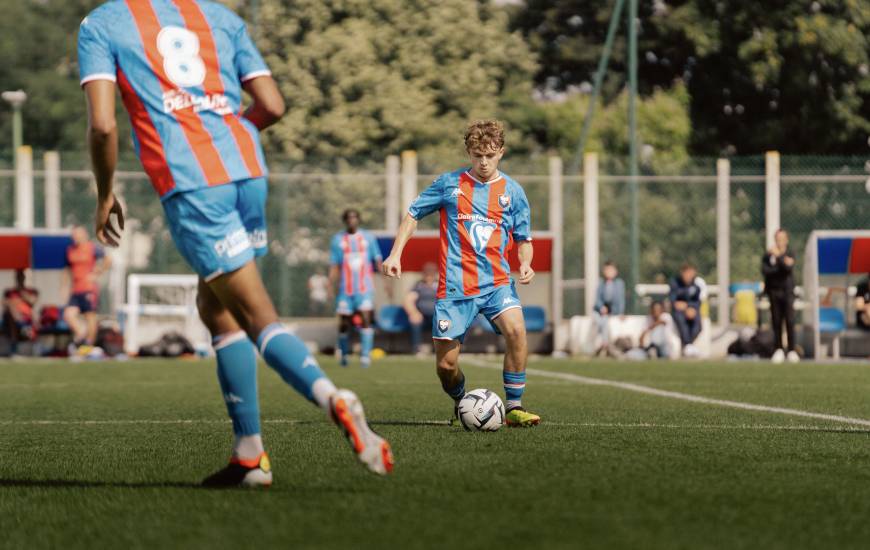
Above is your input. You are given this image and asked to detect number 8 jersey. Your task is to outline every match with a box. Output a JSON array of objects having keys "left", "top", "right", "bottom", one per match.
[{"left": 77, "top": 0, "right": 271, "bottom": 200}]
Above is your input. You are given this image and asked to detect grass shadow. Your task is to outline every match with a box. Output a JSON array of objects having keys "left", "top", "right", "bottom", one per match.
[{"left": 0, "top": 478, "right": 202, "bottom": 490}]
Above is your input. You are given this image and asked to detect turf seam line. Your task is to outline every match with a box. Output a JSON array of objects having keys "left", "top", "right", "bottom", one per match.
[{"left": 465, "top": 359, "right": 870, "bottom": 428}]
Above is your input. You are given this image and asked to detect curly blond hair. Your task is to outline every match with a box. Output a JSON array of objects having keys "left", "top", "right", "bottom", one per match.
[{"left": 464, "top": 119, "right": 505, "bottom": 152}]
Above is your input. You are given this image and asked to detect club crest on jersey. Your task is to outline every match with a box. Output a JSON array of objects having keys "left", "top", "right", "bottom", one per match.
[
  {"left": 498, "top": 194, "right": 510, "bottom": 208},
  {"left": 438, "top": 319, "right": 450, "bottom": 332},
  {"left": 467, "top": 221, "right": 496, "bottom": 254}
]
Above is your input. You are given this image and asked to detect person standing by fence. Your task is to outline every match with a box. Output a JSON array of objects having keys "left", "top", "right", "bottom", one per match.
[{"left": 762, "top": 229, "right": 799, "bottom": 364}]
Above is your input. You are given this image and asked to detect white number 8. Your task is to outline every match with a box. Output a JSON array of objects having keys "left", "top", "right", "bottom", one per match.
[{"left": 157, "top": 26, "right": 206, "bottom": 88}]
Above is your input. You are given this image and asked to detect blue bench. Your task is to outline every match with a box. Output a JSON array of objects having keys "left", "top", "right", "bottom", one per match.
[
  {"left": 818, "top": 307, "right": 846, "bottom": 359},
  {"left": 376, "top": 305, "right": 410, "bottom": 333}
]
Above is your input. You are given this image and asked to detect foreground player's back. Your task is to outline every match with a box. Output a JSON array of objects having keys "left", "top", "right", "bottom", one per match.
[{"left": 78, "top": 0, "right": 269, "bottom": 198}]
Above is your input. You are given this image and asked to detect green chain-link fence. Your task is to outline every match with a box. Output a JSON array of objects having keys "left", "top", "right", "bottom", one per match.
[{"left": 1, "top": 152, "right": 867, "bottom": 317}]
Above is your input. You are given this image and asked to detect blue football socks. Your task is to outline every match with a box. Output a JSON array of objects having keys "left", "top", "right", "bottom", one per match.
[
  {"left": 337, "top": 332, "right": 350, "bottom": 366},
  {"left": 258, "top": 322, "right": 335, "bottom": 407},
  {"left": 213, "top": 331, "right": 260, "bottom": 436},
  {"left": 359, "top": 328, "right": 374, "bottom": 367},
  {"left": 442, "top": 372, "right": 466, "bottom": 402},
  {"left": 503, "top": 371, "right": 526, "bottom": 411}
]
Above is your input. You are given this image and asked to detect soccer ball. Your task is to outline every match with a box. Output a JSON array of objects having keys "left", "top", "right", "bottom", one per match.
[{"left": 457, "top": 389, "right": 505, "bottom": 432}]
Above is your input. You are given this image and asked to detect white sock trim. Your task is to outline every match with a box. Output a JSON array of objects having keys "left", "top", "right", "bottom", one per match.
[
  {"left": 214, "top": 331, "right": 248, "bottom": 351},
  {"left": 233, "top": 434, "right": 264, "bottom": 460},
  {"left": 312, "top": 378, "right": 338, "bottom": 411},
  {"left": 258, "top": 325, "right": 291, "bottom": 354}
]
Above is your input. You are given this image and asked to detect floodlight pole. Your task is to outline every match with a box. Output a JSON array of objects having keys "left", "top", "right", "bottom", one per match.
[
  {"left": 2, "top": 89, "right": 27, "bottom": 162},
  {"left": 570, "top": 0, "right": 626, "bottom": 175},
  {"left": 627, "top": 0, "right": 639, "bottom": 311}
]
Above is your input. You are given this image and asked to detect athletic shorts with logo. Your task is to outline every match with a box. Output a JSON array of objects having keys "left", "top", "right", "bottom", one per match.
[
  {"left": 162, "top": 178, "right": 268, "bottom": 281},
  {"left": 335, "top": 292, "right": 375, "bottom": 316},
  {"left": 432, "top": 282, "right": 522, "bottom": 342}
]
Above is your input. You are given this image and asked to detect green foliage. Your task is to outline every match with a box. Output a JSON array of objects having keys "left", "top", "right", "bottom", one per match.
[
  {"left": 510, "top": 0, "right": 870, "bottom": 155},
  {"left": 0, "top": 0, "right": 131, "bottom": 154},
  {"left": 255, "top": 0, "right": 538, "bottom": 163}
]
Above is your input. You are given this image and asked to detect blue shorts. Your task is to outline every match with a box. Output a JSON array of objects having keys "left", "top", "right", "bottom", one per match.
[
  {"left": 433, "top": 283, "right": 522, "bottom": 342},
  {"left": 69, "top": 291, "right": 98, "bottom": 313},
  {"left": 162, "top": 178, "right": 268, "bottom": 281},
  {"left": 336, "top": 292, "right": 374, "bottom": 316}
]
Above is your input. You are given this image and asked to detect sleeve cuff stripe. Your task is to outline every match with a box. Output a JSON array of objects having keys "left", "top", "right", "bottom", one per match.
[
  {"left": 241, "top": 70, "right": 271, "bottom": 82},
  {"left": 80, "top": 73, "right": 117, "bottom": 86}
]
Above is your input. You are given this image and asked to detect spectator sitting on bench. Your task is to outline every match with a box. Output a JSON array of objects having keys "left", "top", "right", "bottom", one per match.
[
  {"left": 2, "top": 269, "right": 39, "bottom": 350},
  {"left": 639, "top": 300, "right": 674, "bottom": 359},
  {"left": 403, "top": 262, "right": 438, "bottom": 355},
  {"left": 669, "top": 262, "right": 703, "bottom": 358},
  {"left": 593, "top": 261, "right": 625, "bottom": 357},
  {"left": 856, "top": 274, "right": 870, "bottom": 331}
]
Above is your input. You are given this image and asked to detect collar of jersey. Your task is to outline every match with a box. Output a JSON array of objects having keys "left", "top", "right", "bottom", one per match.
[{"left": 464, "top": 170, "right": 504, "bottom": 186}]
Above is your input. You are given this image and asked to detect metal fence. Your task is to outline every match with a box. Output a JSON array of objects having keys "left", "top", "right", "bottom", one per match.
[{"left": 1, "top": 152, "right": 867, "bottom": 318}]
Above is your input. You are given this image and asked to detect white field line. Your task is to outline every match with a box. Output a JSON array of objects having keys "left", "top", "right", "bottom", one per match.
[
  {"left": 0, "top": 418, "right": 868, "bottom": 432},
  {"left": 465, "top": 358, "right": 870, "bottom": 428}
]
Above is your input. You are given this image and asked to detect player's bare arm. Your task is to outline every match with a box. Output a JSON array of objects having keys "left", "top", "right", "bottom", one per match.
[
  {"left": 402, "top": 290, "right": 423, "bottom": 324},
  {"left": 328, "top": 264, "right": 340, "bottom": 289},
  {"left": 241, "top": 76, "right": 285, "bottom": 130},
  {"left": 383, "top": 213, "right": 418, "bottom": 279},
  {"left": 84, "top": 80, "right": 124, "bottom": 248},
  {"left": 517, "top": 240, "right": 534, "bottom": 284}
]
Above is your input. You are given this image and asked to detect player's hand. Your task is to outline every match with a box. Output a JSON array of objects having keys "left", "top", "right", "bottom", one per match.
[
  {"left": 408, "top": 310, "right": 424, "bottom": 325},
  {"left": 518, "top": 262, "right": 535, "bottom": 284},
  {"left": 95, "top": 193, "right": 125, "bottom": 248},
  {"left": 382, "top": 255, "right": 402, "bottom": 279},
  {"left": 783, "top": 256, "right": 795, "bottom": 267}
]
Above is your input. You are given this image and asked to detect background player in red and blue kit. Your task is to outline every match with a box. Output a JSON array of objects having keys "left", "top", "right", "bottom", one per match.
[
  {"left": 383, "top": 120, "right": 541, "bottom": 427},
  {"left": 78, "top": 0, "right": 392, "bottom": 486},
  {"left": 329, "top": 209, "right": 382, "bottom": 367},
  {"left": 63, "top": 226, "right": 110, "bottom": 352}
]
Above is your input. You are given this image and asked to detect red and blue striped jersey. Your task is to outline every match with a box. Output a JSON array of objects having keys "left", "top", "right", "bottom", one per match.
[
  {"left": 409, "top": 169, "right": 532, "bottom": 300},
  {"left": 77, "top": 0, "right": 270, "bottom": 200},
  {"left": 330, "top": 230, "right": 382, "bottom": 296}
]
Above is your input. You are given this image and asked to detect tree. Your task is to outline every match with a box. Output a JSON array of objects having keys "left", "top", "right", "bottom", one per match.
[
  {"left": 510, "top": 0, "right": 870, "bottom": 155},
  {"left": 254, "top": 0, "right": 538, "bottom": 165},
  {"left": 0, "top": 0, "right": 134, "bottom": 159}
]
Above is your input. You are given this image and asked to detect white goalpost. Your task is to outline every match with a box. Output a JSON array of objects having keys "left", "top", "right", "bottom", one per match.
[{"left": 122, "top": 273, "right": 208, "bottom": 355}]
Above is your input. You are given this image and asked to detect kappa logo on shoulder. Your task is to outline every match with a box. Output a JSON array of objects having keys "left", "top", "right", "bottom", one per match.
[
  {"left": 450, "top": 188, "right": 464, "bottom": 199},
  {"left": 438, "top": 319, "right": 451, "bottom": 333}
]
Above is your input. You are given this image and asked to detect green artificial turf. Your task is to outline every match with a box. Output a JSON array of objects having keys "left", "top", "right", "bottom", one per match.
[{"left": 1, "top": 356, "right": 869, "bottom": 549}]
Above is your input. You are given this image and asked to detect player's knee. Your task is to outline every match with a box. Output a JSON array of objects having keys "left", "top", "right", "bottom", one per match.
[
  {"left": 502, "top": 320, "right": 526, "bottom": 342},
  {"left": 436, "top": 353, "right": 459, "bottom": 372},
  {"left": 338, "top": 317, "right": 352, "bottom": 333}
]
